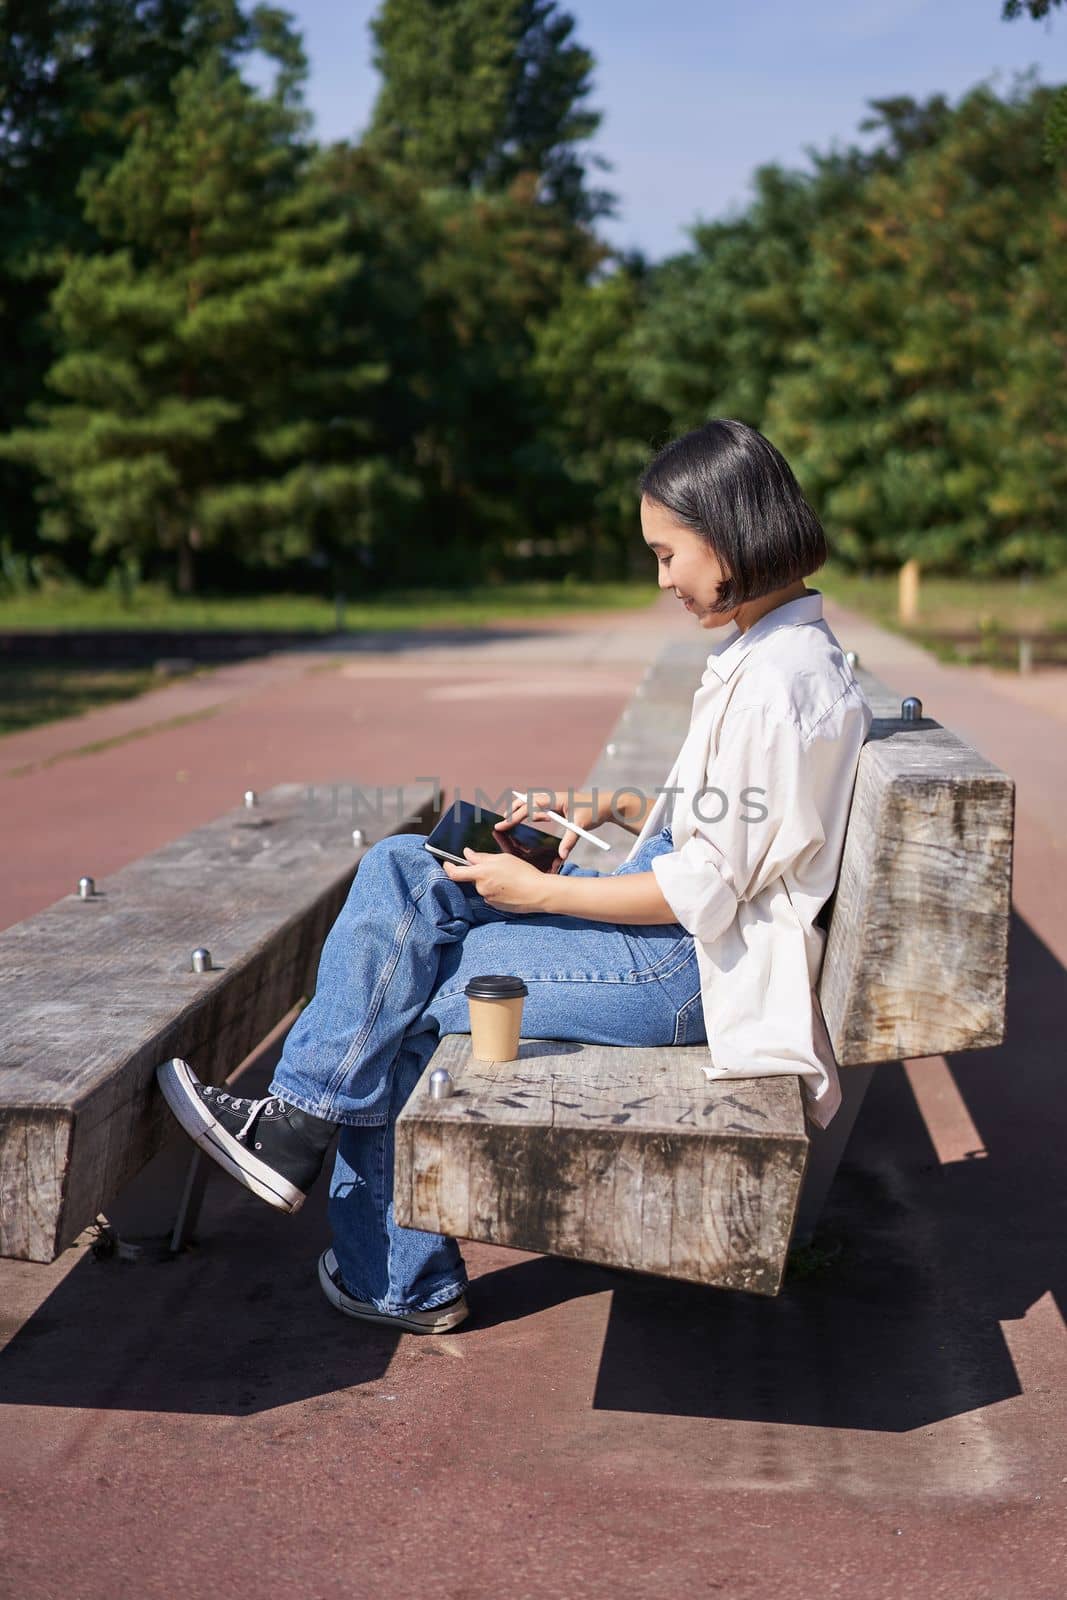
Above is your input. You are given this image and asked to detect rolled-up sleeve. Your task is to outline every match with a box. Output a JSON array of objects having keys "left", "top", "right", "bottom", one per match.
[{"left": 650, "top": 705, "right": 828, "bottom": 943}]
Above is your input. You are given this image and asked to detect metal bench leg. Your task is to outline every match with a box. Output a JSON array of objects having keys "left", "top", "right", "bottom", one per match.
[
  {"left": 792, "top": 1063, "right": 877, "bottom": 1245},
  {"left": 169, "top": 1149, "right": 210, "bottom": 1253}
]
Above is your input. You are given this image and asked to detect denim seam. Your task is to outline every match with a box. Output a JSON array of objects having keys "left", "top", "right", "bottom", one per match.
[
  {"left": 348, "top": 1281, "right": 469, "bottom": 1316},
  {"left": 270, "top": 1082, "right": 389, "bottom": 1126},
  {"left": 673, "top": 990, "right": 704, "bottom": 1045},
  {"left": 656, "top": 947, "right": 699, "bottom": 984},
  {"left": 627, "top": 964, "right": 674, "bottom": 984},
  {"left": 520, "top": 973, "right": 631, "bottom": 986},
  {"left": 382, "top": 1104, "right": 468, "bottom": 1312},
  {"left": 630, "top": 942, "right": 696, "bottom": 982},
  {"left": 409, "top": 870, "right": 433, "bottom": 904},
  {"left": 437, "top": 975, "right": 633, "bottom": 1000},
  {"left": 379, "top": 1104, "right": 391, "bottom": 1304},
  {"left": 323, "top": 896, "right": 419, "bottom": 1103},
  {"left": 334, "top": 1110, "right": 468, "bottom": 1309}
]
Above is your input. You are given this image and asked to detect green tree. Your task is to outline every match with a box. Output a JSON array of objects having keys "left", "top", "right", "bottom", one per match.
[
  {"left": 627, "top": 96, "right": 955, "bottom": 440},
  {"left": 628, "top": 164, "right": 830, "bottom": 435},
  {"left": 528, "top": 267, "right": 671, "bottom": 578},
  {"left": 364, "top": 0, "right": 615, "bottom": 226},
  {"left": 0, "top": 0, "right": 297, "bottom": 570},
  {"left": 767, "top": 76, "right": 1067, "bottom": 575},
  {"left": 405, "top": 172, "right": 608, "bottom": 576},
  {"left": 0, "top": 39, "right": 405, "bottom": 593},
  {"left": 1001, "top": 0, "right": 1067, "bottom": 158}
]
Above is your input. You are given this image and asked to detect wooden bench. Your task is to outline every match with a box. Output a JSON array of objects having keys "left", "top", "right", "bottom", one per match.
[
  {"left": 0, "top": 780, "right": 437, "bottom": 1262},
  {"left": 394, "top": 642, "right": 1015, "bottom": 1296},
  {"left": 0, "top": 638, "right": 1015, "bottom": 1297}
]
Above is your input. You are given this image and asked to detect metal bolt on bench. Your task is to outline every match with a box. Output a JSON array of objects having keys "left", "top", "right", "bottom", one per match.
[{"left": 0, "top": 780, "right": 440, "bottom": 1263}]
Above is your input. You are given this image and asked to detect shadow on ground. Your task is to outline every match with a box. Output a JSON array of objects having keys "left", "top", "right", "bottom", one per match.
[{"left": 1, "top": 910, "right": 1060, "bottom": 1431}]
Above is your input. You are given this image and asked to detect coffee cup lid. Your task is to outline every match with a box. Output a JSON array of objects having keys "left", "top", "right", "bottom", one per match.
[{"left": 464, "top": 974, "right": 528, "bottom": 1000}]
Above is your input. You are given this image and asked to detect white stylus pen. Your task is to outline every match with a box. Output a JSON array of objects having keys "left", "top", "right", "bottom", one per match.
[{"left": 509, "top": 790, "right": 612, "bottom": 851}]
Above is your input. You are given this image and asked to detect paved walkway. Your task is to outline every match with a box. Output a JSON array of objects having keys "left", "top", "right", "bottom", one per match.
[
  {"left": 1, "top": 589, "right": 1065, "bottom": 1598},
  {"left": 0, "top": 608, "right": 669, "bottom": 928}
]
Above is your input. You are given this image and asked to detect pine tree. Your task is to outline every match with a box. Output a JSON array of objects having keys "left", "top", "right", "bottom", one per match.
[
  {"left": 0, "top": 0, "right": 290, "bottom": 571},
  {"left": 363, "top": 0, "right": 615, "bottom": 226},
  {"left": 529, "top": 268, "right": 671, "bottom": 578},
  {"left": 395, "top": 170, "right": 609, "bottom": 575},
  {"left": 357, "top": 0, "right": 616, "bottom": 577},
  {"left": 0, "top": 37, "right": 407, "bottom": 594}
]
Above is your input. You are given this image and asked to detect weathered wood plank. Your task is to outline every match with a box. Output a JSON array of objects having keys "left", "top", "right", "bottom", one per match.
[
  {"left": 569, "top": 643, "right": 1014, "bottom": 1065},
  {"left": 394, "top": 1033, "right": 808, "bottom": 1295},
  {"left": 0, "top": 780, "right": 437, "bottom": 1261},
  {"left": 0, "top": 1111, "right": 72, "bottom": 1263},
  {"left": 818, "top": 713, "right": 1014, "bottom": 1065}
]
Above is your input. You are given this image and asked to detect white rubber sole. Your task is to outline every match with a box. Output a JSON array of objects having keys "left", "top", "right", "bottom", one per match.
[
  {"left": 318, "top": 1249, "right": 469, "bottom": 1333},
  {"left": 156, "top": 1058, "right": 305, "bottom": 1214}
]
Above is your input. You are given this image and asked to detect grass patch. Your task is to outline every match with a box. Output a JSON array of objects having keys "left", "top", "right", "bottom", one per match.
[
  {"left": 816, "top": 563, "right": 1067, "bottom": 669},
  {"left": 0, "top": 661, "right": 202, "bottom": 739},
  {"left": 0, "top": 579, "right": 657, "bottom": 632},
  {"left": 0, "top": 579, "right": 659, "bottom": 737},
  {"left": 4, "top": 700, "right": 222, "bottom": 774},
  {"left": 9, "top": 566, "right": 1060, "bottom": 741}
]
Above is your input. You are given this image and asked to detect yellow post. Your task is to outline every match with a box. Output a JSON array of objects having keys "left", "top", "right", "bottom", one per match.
[{"left": 898, "top": 557, "right": 920, "bottom": 625}]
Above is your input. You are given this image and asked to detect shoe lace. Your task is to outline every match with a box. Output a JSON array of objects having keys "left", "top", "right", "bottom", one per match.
[{"left": 234, "top": 1095, "right": 280, "bottom": 1143}]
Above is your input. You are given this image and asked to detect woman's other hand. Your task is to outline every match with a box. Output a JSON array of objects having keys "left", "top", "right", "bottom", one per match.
[
  {"left": 494, "top": 788, "right": 603, "bottom": 863},
  {"left": 441, "top": 848, "right": 552, "bottom": 914}
]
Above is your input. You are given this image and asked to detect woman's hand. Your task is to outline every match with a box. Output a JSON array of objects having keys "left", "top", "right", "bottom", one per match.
[
  {"left": 494, "top": 787, "right": 605, "bottom": 863},
  {"left": 441, "top": 847, "right": 552, "bottom": 914}
]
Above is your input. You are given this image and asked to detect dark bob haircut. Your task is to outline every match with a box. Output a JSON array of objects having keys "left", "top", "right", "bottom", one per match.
[{"left": 637, "top": 419, "right": 828, "bottom": 615}]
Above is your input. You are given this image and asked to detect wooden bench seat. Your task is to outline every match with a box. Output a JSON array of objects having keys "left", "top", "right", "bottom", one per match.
[
  {"left": 394, "top": 642, "right": 1014, "bottom": 1295},
  {"left": 396, "top": 1034, "right": 806, "bottom": 1297},
  {"left": 0, "top": 780, "right": 436, "bottom": 1261}
]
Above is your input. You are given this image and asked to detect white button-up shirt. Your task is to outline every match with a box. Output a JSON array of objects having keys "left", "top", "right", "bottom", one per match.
[{"left": 622, "top": 588, "right": 873, "bottom": 1129}]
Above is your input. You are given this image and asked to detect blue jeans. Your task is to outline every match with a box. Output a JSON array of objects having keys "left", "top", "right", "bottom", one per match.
[{"left": 268, "top": 825, "right": 705, "bottom": 1314}]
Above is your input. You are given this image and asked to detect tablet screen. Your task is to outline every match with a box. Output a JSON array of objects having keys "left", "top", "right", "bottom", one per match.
[{"left": 424, "top": 800, "right": 566, "bottom": 872}]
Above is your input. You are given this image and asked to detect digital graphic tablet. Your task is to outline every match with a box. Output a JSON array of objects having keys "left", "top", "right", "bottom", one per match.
[{"left": 422, "top": 799, "right": 568, "bottom": 875}]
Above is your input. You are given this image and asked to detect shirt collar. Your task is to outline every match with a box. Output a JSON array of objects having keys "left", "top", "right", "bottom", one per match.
[{"left": 703, "top": 588, "right": 824, "bottom": 684}]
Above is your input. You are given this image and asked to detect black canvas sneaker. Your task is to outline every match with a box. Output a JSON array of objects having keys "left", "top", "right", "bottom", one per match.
[
  {"left": 156, "top": 1057, "right": 338, "bottom": 1214},
  {"left": 317, "top": 1248, "right": 470, "bottom": 1333}
]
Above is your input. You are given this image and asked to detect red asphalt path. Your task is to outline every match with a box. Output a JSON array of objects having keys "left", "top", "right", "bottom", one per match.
[{"left": 1, "top": 590, "right": 1065, "bottom": 1600}]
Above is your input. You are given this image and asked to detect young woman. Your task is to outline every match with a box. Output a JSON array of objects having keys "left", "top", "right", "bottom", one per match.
[{"left": 157, "top": 419, "right": 872, "bottom": 1335}]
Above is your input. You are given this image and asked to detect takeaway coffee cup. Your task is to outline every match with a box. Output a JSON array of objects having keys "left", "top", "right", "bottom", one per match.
[{"left": 464, "top": 974, "right": 528, "bottom": 1062}]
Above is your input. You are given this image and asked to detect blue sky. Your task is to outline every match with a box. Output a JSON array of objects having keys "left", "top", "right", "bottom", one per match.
[{"left": 269, "top": 0, "right": 1066, "bottom": 263}]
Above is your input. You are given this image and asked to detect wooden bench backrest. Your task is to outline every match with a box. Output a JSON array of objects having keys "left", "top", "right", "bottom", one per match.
[
  {"left": 820, "top": 669, "right": 1013, "bottom": 1066},
  {"left": 565, "top": 641, "right": 1014, "bottom": 1069}
]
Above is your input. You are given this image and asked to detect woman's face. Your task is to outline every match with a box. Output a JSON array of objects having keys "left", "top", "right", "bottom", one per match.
[{"left": 640, "top": 495, "right": 740, "bottom": 632}]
